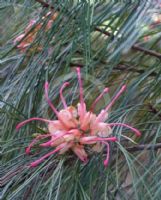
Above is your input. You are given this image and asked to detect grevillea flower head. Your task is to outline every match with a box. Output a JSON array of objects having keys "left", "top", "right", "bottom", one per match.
[
  {"left": 14, "top": 12, "right": 58, "bottom": 52},
  {"left": 16, "top": 67, "right": 141, "bottom": 167}
]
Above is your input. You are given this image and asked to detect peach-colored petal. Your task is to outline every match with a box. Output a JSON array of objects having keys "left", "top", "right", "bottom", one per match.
[
  {"left": 80, "top": 136, "right": 97, "bottom": 144},
  {"left": 51, "top": 137, "right": 65, "bottom": 146},
  {"left": 67, "top": 106, "right": 78, "bottom": 118},
  {"left": 25, "top": 19, "right": 37, "bottom": 32},
  {"left": 59, "top": 109, "right": 72, "bottom": 119},
  {"left": 63, "top": 134, "right": 75, "bottom": 142},
  {"left": 89, "top": 112, "right": 97, "bottom": 124},
  {"left": 17, "top": 43, "right": 30, "bottom": 49},
  {"left": 97, "top": 123, "right": 112, "bottom": 137},
  {"left": 53, "top": 130, "right": 66, "bottom": 137},
  {"left": 59, "top": 142, "right": 74, "bottom": 154},
  {"left": 72, "top": 145, "right": 88, "bottom": 163},
  {"left": 96, "top": 109, "right": 108, "bottom": 122},
  {"left": 46, "top": 20, "right": 53, "bottom": 30},
  {"left": 59, "top": 109, "right": 77, "bottom": 128},
  {"left": 43, "top": 12, "right": 58, "bottom": 30},
  {"left": 50, "top": 12, "right": 58, "bottom": 21},
  {"left": 80, "top": 112, "right": 91, "bottom": 131},
  {"left": 14, "top": 34, "right": 25, "bottom": 44},
  {"left": 68, "top": 129, "right": 81, "bottom": 138},
  {"left": 77, "top": 102, "right": 87, "bottom": 123},
  {"left": 48, "top": 121, "right": 64, "bottom": 133}
]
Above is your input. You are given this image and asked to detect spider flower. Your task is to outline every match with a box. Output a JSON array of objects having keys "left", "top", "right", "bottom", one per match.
[
  {"left": 16, "top": 67, "right": 141, "bottom": 167},
  {"left": 14, "top": 12, "right": 58, "bottom": 52}
]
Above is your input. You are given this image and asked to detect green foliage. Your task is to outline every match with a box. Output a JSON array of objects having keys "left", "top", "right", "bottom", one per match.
[{"left": 1, "top": 0, "right": 161, "bottom": 199}]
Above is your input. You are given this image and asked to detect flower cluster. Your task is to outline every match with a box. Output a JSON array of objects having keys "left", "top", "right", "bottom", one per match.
[
  {"left": 14, "top": 12, "right": 58, "bottom": 52},
  {"left": 16, "top": 67, "right": 141, "bottom": 167}
]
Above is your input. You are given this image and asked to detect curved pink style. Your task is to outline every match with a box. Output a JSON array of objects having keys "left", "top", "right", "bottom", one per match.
[
  {"left": 76, "top": 67, "right": 86, "bottom": 121},
  {"left": 80, "top": 136, "right": 117, "bottom": 144},
  {"left": 76, "top": 67, "right": 84, "bottom": 106},
  {"left": 44, "top": 82, "right": 69, "bottom": 129},
  {"left": 39, "top": 132, "right": 68, "bottom": 147},
  {"left": 26, "top": 134, "right": 51, "bottom": 154},
  {"left": 90, "top": 88, "right": 109, "bottom": 111},
  {"left": 30, "top": 144, "right": 66, "bottom": 167},
  {"left": 16, "top": 117, "right": 52, "bottom": 130},
  {"left": 109, "top": 123, "right": 141, "bottom": 137},
  {"left": 44, "top": 82, "right": 59, "bottom": 116},
  {"left": 101, "top": 141, "right": 110, "bottom": 167},
  {"left": 105, "top": 85, "right": 126, "bottom": 112},
  {"left": 60, "top": 82, "right": 70, "bottom": 108},
  {"left": 91, "top": 137, "right": 118, "bottom": 142}
]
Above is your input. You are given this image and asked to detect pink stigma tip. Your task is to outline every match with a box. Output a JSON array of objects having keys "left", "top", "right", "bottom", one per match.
[
  {"left": 83, "top": 157, "right": 89, "bottom": 163},
  {"left": 104, "top": 88, "right": 109, "bottom": 93},
  {"left": 30, "top": 163, "right": 38, "bottom": 168},
  {"left": 25, "top": 147, "right": 30, "bottom": 155},
  {"left": 76, "top": 67, "right": 80, "bottom": 72},
  {"left": 16, "top": 125, "right": 20, "bottom": 131},
  {"left": 64, "top": 82, "right": 70, "bottom": 86},
  {"left": 114, "top": 138, "right": 118, "bottom": 142},
  {"left": 122, "top": 85, "right": 126, "bottom": 90},
  {"left": 136, "top": 131, "right": 141, "bottom": 137},
  {"left": 103, "top": 160, "right": 108, "bottom": 167}
]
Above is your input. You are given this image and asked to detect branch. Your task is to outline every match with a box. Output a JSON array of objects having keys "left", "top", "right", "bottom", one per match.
[
  {"left": 132, "top": 44, "right": 161, "bottom": 60},
  {"left": 94, "top": 27, "right": 111, "bottom": 37},
  {"left": 126, "top": 143, "right": 161, "bottom": 152},
  {"left": 114, "top": 64, "right": 157, "bottom": 77},
  {"left": 148, "top": 104, "right": 161, "bottom": 119},
  {"left": 95, "top": 28, "right": 161, "bottom": 60},
  {"left": 70, "top": 62, "right": 157, "bottom": 77},
  {"left": 35, "top": 0, "right": 54, "bottom": 9}
]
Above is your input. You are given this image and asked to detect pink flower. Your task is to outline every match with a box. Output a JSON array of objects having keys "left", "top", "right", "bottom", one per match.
[
  {"left": 16, "top": 67, "right": 141, "bottom": 167},
  {"left": 13, "top": 20, "right": 39, "bottom": 52},
  {"left": 13, "top": 12, "right": 58, "bottom": 52}
]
